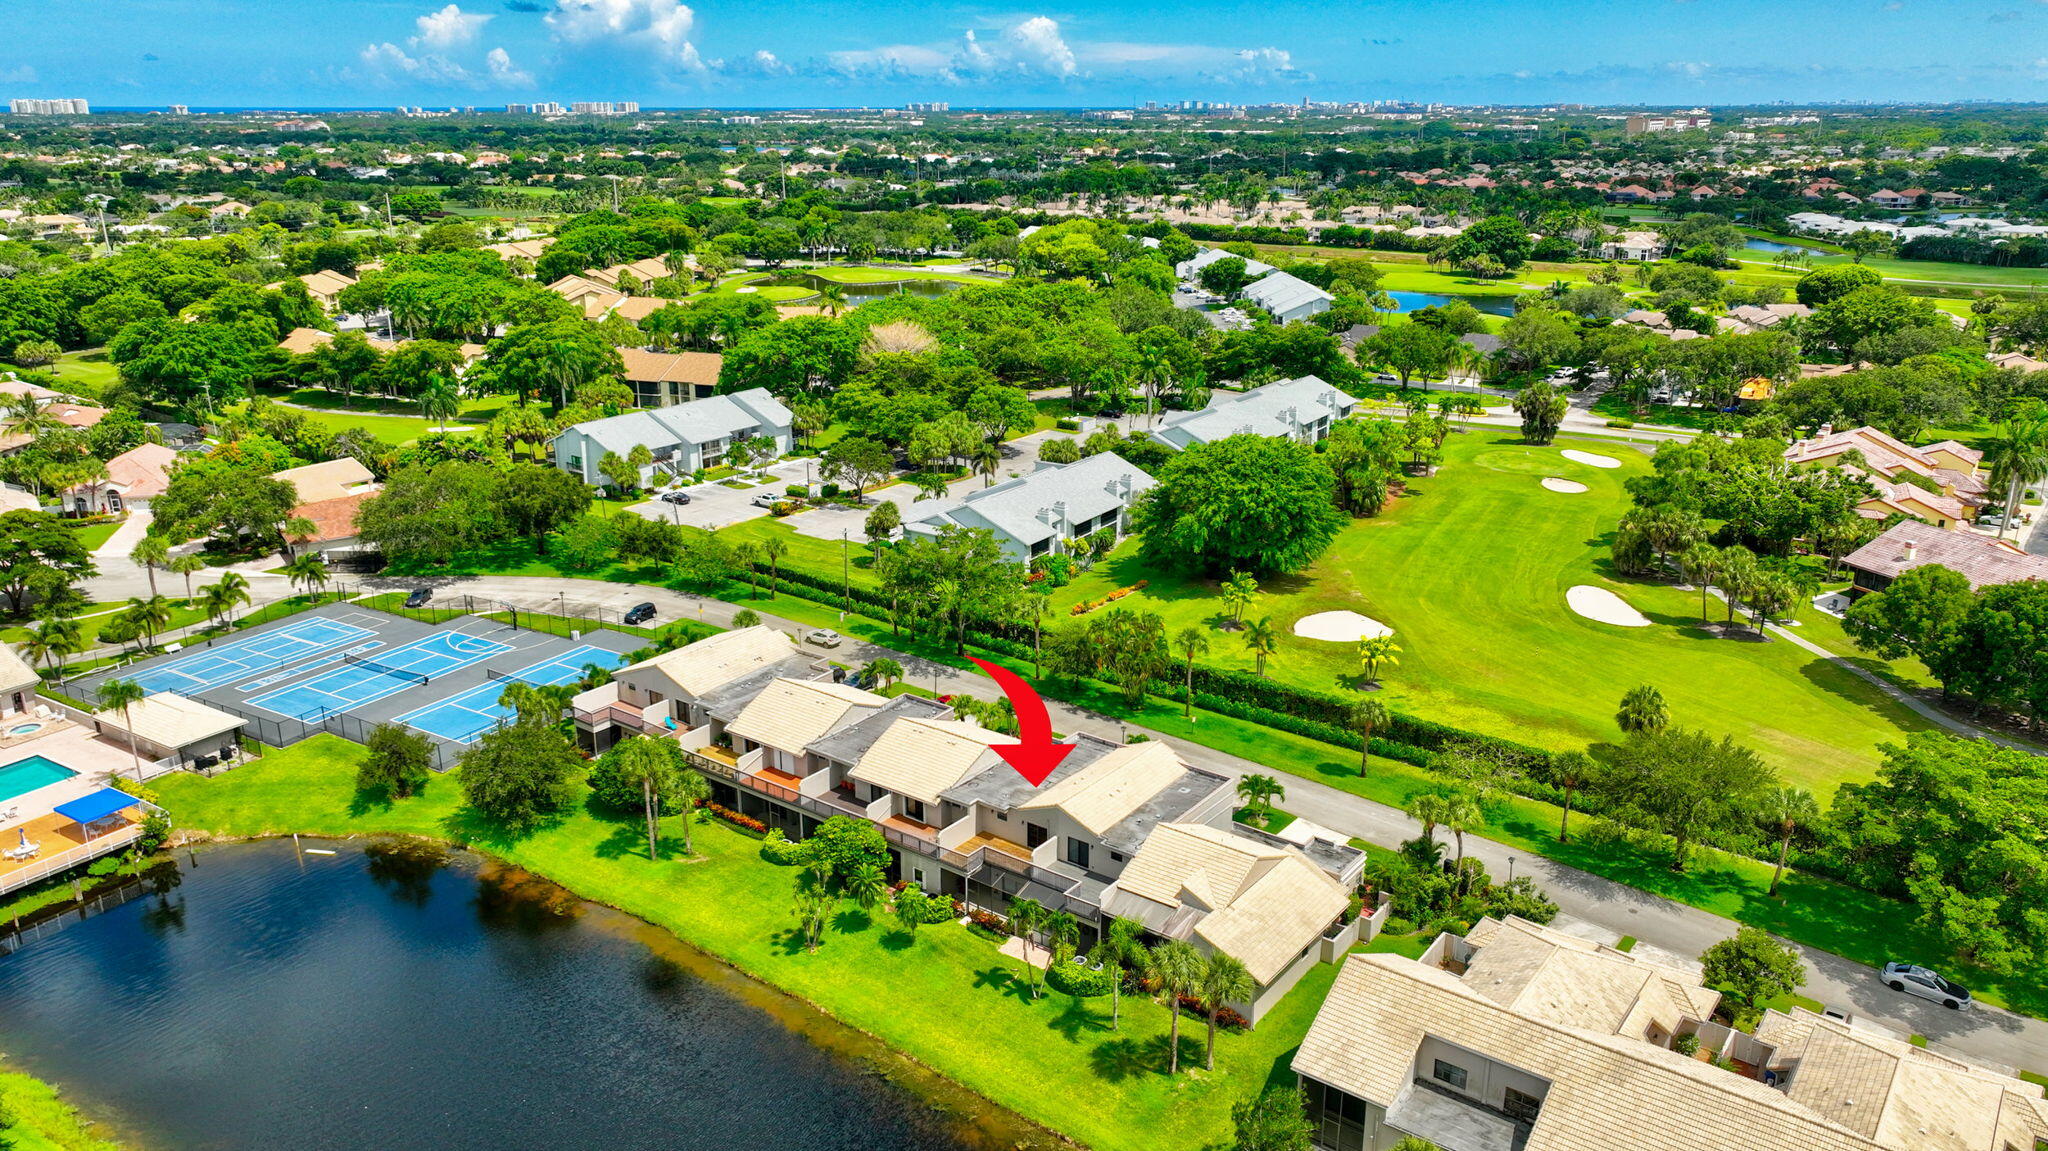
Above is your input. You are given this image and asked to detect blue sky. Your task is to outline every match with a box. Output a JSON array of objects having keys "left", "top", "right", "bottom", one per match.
[{"left": 9, "top": 0, "right": 2048, "bottom": 108}]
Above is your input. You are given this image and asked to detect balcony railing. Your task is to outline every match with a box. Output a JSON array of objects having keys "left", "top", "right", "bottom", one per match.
[
  {"left": 734, "top": 771, "right": 800, "bottom": 803},
  {"left": 881, "top": 823, "right": 938, "bottom": 856},
  {"left": 0, "top": 824, "right": 143, "bottom": 896},
  {"left": 682, "top": 747, "right": 737, "bottom": 781}
]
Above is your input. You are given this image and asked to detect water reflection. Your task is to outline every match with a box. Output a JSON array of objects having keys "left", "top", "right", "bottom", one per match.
[{"left": 0, "top": 840, "right": 1054, "bottom": 1151}]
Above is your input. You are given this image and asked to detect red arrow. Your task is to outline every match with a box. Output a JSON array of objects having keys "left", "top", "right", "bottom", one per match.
[{"left": 967, "top": 657, "right": 1074, "bottom": 786}]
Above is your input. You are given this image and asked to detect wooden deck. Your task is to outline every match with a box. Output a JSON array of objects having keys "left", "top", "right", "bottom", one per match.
[
  {"left": 756, "top": 766, "right": 803, "bottom": 788},
  {"left": 881, "top": 814, "right": 936, "bottom": 841},
  {"left": 955, "top": 831, "right": 1032, "bottom": 862},
  {"left": 0, "top": 811, "right": 136, "bottom": 882}
]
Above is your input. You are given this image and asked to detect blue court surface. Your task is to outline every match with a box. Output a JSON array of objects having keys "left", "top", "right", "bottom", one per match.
[
  {"left": 128, "top": 617, "right": 379, "bottom": 695},
  {"left": 394, "top": 645, "right": 629, "bottom": 744},
  {"left": 246, "top": 630, "right": 513, "bottom": 721}
]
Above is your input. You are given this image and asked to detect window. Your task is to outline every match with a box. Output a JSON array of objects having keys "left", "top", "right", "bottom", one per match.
[
  {"left": 1503, "top": 1088, "right": 1542, "bottom": 1124},
  {"left": 1110, "top": 850, "right": 1124, "bottom": 863},
  {"left": 904, "top": 798, "right": 927, "bottom": 824},
  {"left": 1065, "top": 839, "right": 1090, "bottom": 869},
  {"left": 912, "top": 868, "right": 926, "bottom": 886},
  {"left": 107, "top": 492, "right": 122, "bottom": 513},
  {"left": 1025, "top": 823, "right": 1049, "bottom": 849},
  {"left": 1432, "top": 1060, "right": 1469, "bottom": 1091}
]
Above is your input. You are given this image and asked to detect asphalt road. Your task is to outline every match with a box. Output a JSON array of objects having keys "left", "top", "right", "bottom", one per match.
[{"left": 365, "top": 572, "right": 2048, "bottom": 1077}]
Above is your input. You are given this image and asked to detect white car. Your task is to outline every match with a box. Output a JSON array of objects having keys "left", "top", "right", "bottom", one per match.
[
  {"left": 1883, "top": 962, "right": 1972, "bottom": 1009},
  {"left": 802, "top": 628, "right": 843, "bottom": 648}
]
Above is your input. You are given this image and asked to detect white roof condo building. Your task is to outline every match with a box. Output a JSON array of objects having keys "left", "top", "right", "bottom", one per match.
[
  {"left": 1154, "top": 375, "right": 1358, "bottom": 450},
  {"left": 551, "top": 388, "right": 791, "bottom": 485},
  {"left": 903, "top": 452, "right": 1156, "bottom": 561},
  {"left": 1241, "top": 270, "right": 1334, "bottom": 323}
]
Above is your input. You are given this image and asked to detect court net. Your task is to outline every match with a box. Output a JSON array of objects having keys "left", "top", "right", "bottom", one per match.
[{"left": 342, "top": 653, "right": 431, "bottom": 686}]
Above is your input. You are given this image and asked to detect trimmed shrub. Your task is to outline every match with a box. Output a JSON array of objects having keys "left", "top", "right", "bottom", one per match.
[
  {"left": 1054, "top": 417, "right": 1082, "bottom": 432},
  {"left": 1046, "top": 959, "right": 1116, "bottom": 998},
  {"left": 760, "top": 828, "right": 807, "bottom": 864}
]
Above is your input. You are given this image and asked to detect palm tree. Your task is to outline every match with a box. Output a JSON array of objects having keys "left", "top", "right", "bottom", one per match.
[
  {"left": 1983, "top": 405, "right": 2048, "bottom": 539},
  {"left": 1235, "top": 772, "right": 1284, "bottom": 825},
  {"left": 1616, "top": 684, "right": 1668, "bottom": 735},
  {"left": 1551, "top": 750, "right": 1592, "bottom": 843},
  {"left": 1357, "top": 635, "right": 1400, "bottom": 685},
  {"left": 98, "top": 677, "right": 147, "bottom": 781},
  {"left": 818, "top": 284, "right": 849, "bottom": 317},
  {"left": 1198, "top": 953, "right": 1255, "bottom": 1070},
  {"left": 169, "top": 554, "right": 206, "bottom": 604},
  {"left": 282, "top": 552, "right": 329, "bottom": 599},
  {"left": 1174, "top": 625, "right": 1209, "bottom": 718},
  {"left": 1716, "top": 546, "right": 1758, "bottom": 626},
  {"left": 1351, "top": 698, "right": 1390, "bottom": 775},
  {"left": 200, "top": 573, "right": 250, "bottom": 633},
  {"left": 1088, "top": 918, "right": 1147, "bottom": 1031},
  {"left": 843, "top": 863, "right": 889, "bottom": 917},
  {"left": 1407, "top": 792, "right": 1452, "bottom": 846},
  {"left": 611, "top": 736, "right": 677, "bottom": 860},
  {"left": 21, "top": 614, "right": 83, "bottom": 683},
  {"left": 1042, "top": 909, "right": 1080, "bottom": 966},
  {"left": 792, "top": 882, "right": 833, "bottom": 953},
  {"left": 124, "top": 595, "right": 172, "bottom": 651},
  {"left": 420, "top": 375, "right": 462, "bottom": 432},
  {"left": 675, "top": 769, "right": 710, "bottom": 853},
  {"left": 1243, "top": 616, "right": 1278, "bottom": 677},
  {"left": 971, "top": 441, "right": 1001, "bottom": 488},
  {"left": 1442, "top": 791, "right": 1483, "bottom": 894},
  {"left": 129, "top": 536, "right": 170, "bottom": 598},
  {"left": 911, "top": 470, "right": 951, "bottom": 502},
  {"left": 1678, "top": 542, "right": 1721, "bottom": 625},
  {"left": 1762, "top": 787, "right": 1819, "bottom": 897},
  {"left": 1007, "top": 897, "right": 1048, "bottom": 998},
  {"left": 760, "top": 536, "right": 788, "bottom": 599},
  {"left": 1150, "top": 939, "right": 1206, "bottom": 1075}
]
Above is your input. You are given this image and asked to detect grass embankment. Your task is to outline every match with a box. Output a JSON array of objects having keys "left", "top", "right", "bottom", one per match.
[
  {"left": 155, "top": 738, "right": 1323, "bottom": 1151},
  {"left": 0, "top": 1065, "right": 121, "bottom": 1151}
]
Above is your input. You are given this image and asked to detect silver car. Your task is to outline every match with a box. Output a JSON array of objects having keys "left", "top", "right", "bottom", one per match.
[
  {"left": 802, "top": 628, "right": 843, "bottom": 649},
  {"left": 1883, "top": 962, "right": 1971, "bottom": 1009}
]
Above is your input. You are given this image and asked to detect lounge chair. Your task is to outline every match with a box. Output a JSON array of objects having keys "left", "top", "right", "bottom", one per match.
[{"left": 5, "top": 842, "right": 40, "bottom": 862}]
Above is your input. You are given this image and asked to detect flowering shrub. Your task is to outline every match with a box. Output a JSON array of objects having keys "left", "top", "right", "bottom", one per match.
[
  {"left": 704, "top": 802, "right": 766, "bottom": 834},
  {"left": 968, "top": 908, "right": 1009, "bottom": 935},
  {"left": 1176, "top": 995, "right": 1250, "bottom": 1031},
  {"left": 1069, "top": 580, "right": 1150, "bottom": 616}
]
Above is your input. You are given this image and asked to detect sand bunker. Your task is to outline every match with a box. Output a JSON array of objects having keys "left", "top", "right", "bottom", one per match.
[
  {"left": 1561, "top": 449, "right": 1621, "bottom": 469},
  {"left": 1293, "top": 610, "right": 1394, "bottom": 642},
  {"left": 1541, "top": 477, "right": 1589, "bottom": 494},
  {"left": 1567, "top": 585, "right": 1650, "bottom": 627}
]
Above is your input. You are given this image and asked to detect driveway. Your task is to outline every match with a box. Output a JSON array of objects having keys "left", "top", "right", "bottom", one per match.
[{"left": 627, "top": 460, "right": 810, "bottom": 530}]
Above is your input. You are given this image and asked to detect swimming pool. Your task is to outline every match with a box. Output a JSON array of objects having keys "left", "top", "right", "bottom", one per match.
[{"left": 0, "top": 756, "right": 78, "bottom": 803}]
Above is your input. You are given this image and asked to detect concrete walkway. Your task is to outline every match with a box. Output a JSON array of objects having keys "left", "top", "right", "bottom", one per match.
[{"left": 352, "top": 571, "right": 2048, "bottom": 1075}]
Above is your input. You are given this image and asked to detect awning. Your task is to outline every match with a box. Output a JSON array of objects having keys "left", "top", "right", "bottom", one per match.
[{"left": 54, "top": 788, "right": 140, "bottom": 826}]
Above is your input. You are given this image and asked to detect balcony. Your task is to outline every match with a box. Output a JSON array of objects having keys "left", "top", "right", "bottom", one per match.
[
  {"left": 682, "top": 744, "right": 739, "bottom": 781},
  {"left": 735, "top": 765, "right": 803, "bottom": 804},
  {"left": 880, "top": 815, "right": 939, "bottom": 857}
]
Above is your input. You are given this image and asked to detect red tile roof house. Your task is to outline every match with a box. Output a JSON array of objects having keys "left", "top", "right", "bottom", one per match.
[
  {"left": 65, "top": 442, "right": 176, "bottom": 517},
  {"left": 1784, "top": 425, "right": 1988, "bottom": 530},
  {"left": 1844, "top": 520, "right": 2048, "bottom": 596}
]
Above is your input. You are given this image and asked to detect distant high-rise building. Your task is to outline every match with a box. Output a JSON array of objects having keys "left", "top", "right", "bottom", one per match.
[
  {"left": 1626, "top": 109, "right": 1712, "bottom": 135},
  {"left": 905, "top": 102, "right": 949, "bottom": 113},
  {"left": 530, "top": 101, "right": 565, "bottom": 115},
  {"left": 571, "top": 101, "right": 637, "bottom": 115},
  {"left": 8, "top": 98, "right": 89, "bottom": 115},
  {"left": 505, "top": 104, "right": 529, "bottom": 114},
  {"left": 168, "top": 104, "right": 189, "bottom": 115}
]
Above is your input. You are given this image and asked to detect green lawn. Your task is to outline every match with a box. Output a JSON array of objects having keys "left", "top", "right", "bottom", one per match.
[
  {"left": 1040, "top": 433, "right": 1930, "bottom": 796},
  {"left": 804, "top": 266, "right": 992, "bottom": 286},
  {"left": 155, "top": 738, "right": 1329, "bottom": 1151},
  {"left": 0, "top": 349, "right": 120, "bottom": 399},
  {"left": 66, "top": 520, "right": 122, "bottom": 552}
]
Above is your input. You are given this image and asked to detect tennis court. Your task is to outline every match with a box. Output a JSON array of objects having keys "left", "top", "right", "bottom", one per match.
[
  {"left": 126, "top": 616, "right": 380, "bottom": 696},
  {"left": 246, "top": 630, "right": 513, "bottom": 721},
  {"left": 394, "top": 644, "right": 629, "bottom": 744}
]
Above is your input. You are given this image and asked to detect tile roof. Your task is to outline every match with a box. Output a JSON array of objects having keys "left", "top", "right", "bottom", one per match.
[
  {"left": 95, "top": 691, "right": 244, "bottom": 748},
  {"left": 846, "top": 716, "right": 1005, "bottom": 807},
  {"left": 1240, "top": 270, "right": 1334, "bottom": 317},
  {"left": 806, "top": 695, "right": 953, "bottom": 765},
  {"left": 726, "top": 677, "right": 888, "bottom": 753},
  {"left": 617, "top": 348, "right": 723, "bottom": 386},
  {"left": 92, "top": 443, "right": 177, "bottom": 499},
  {"left": 617, "top": 626, "right": 800, "bottom": 698},
  {"left": 561, "top": 388, "right": 790, "bottom": 456},
  {"left": 1103, "top": 822, "right": 1347, "bottom": 985},
  {"left": 1018, "top": 740, "right": 1190, "bottom": 836},
  {"left": 0, "top": 643, "right": 36, "bottom": 692},
  {"left": 1844, "top": 520, "right": 2048, "bottom": 590},
  {"left": 272, "top": 458, "right": 377, "bottom": 503},
  {"left": 287, "top": 492, "right": 374, "bottom": 544}
]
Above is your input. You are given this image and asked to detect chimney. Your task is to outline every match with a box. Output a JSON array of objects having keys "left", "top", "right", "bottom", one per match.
[{"left": 1903, "top": 541, "right": 1918, "bottom": 563}]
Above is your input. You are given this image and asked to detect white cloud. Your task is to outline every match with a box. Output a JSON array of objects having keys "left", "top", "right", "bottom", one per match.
[
  {"left": 746, "top": 50, "right": 793, "bottom": 76},
  {"left": 546, "top": 0, "right": 704, "bottom": 70},
  {"left": 359, "top": 41, "right": 473, "bottom": 83},
  {"left": 0, "top": 65, "right": 36, "bottom": 85},
  {"left": 412, "top": 4, "right": 492, "bottom": 48},
  {"left": 486, "top": 46, "right": 535, "bottom": 85},
  {"left": 1219, "top": 47, "right": 1310, "bottom": 83},
  {"left": 830, "top": 15, "right": 1081, "bottom": 83},
  {"left": 1666, "top": 59, "right": 1713, "bottom": 78}
]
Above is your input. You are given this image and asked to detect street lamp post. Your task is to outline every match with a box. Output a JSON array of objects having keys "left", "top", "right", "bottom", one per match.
[{"left": 1507, "top": 856, "right": 1516, "bottom": 884}]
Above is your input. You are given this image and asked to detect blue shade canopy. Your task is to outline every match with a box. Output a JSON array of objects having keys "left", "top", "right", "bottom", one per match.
[{"left": 54, "top": 788, "right": 140, "bottom": 826}]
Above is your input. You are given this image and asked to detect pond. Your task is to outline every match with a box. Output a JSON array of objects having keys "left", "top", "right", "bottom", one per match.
[
  {"left": 795, "top": 274, "right": 965, "bottom": 306},
  {"left": 1385, "top": 290, "right": 1518, "bottom": 316},
  {"left": 0, "top": 840, "right": 1052, "bottom": 1151},
  {"left": 1743, "top": 238, "right": 1825, "bottom": 257}
]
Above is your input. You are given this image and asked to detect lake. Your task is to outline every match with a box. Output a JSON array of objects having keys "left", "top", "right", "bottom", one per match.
[
  {"left": 0, "top": 840, "right": 1053, "bottom": 1151},
  {"left": 1386, "top": 290, "right": 1518, "bottom": 316},
  {"left": 1743, "top": 238, "right": 1825, "bottom": 256}
]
